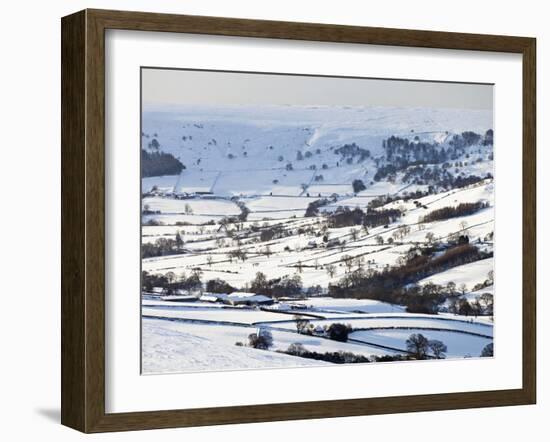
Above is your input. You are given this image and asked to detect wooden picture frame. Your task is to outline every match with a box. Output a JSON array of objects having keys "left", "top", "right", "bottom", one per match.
[{"left": 61, "top": 8, "right": 536, "bottom": 433}]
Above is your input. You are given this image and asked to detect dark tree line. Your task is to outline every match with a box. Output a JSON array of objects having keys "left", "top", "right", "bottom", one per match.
[
  {"left": 367, "top": 190, "right": 429, "bottom": 209},
  {"left": 374, "top": 130, "right": 493, "bottom": 187},
  {"left": 352, "top": 179, "right": 366, "bottom": 193},
  {"left": 142, "top": 270, "right": 202, "bottom": 292},
  {"left": 206, "top": 278, "right": 236, "bottom": 294},
  {"left": 325, "top": 206, "right": 401, "bottom": 229},
  {"left": 421, "top": 201, "right": 489, "bottom": 223},
  {"left": 141, "top": 238, "right": 180, "bottom": 258},
  {"left": 283, "top": 344, "right": 371, "bottom": 364},
  {"left": 305, "top": 198, "right": 330, "bottom": 217},
  {"left": 249, "top": 272, "right": 303, "bottom": 297},
  {"left": 334, "top": 143, "right": 371, "bottom": 162},
  {"left": 363, "top": 208, "right": 402, "bottom": 228},
  {"left": 329, "top": 243, "right": 492, "bottom": 305},
  {"left": 141, "top": 149, "right": 185, "bottom": 178},
  {"left": 327, "top": 207, "right": 365, "bottom": 228},
  {"left": 401, "top": 166, "right": 490, "bottom": 190}
]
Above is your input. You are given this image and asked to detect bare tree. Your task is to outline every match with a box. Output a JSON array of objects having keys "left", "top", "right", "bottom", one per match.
[
  {"left": 479, "top": 293, "right": 494, "bottom": 315},
  {"left": 294, "top": 316, "right": 310, "bottom": 334},
  {"left": 425, "top": 232, "right": 435, "bottom": 244},
  {"left": 342, "top": 255, "right": 354, "bottom": 273},
  {"left": 355, "top": 255, "right": 365, "bottom": 271},
  {"left": 175, "top": 231, "right": 184, "bottom": 249},
  {"left": 406, "top": 333, "right": 429, "bottom": 359},
  {"left": 165, "top": 271, "right": 176, "bottom": 285},
  {"left": 428, "top": 340, "right": 448, "bottom": 359},
  {"left": 326, "top": 264, "right": 337, "bottom": 278},
  {"left": 248, "top": 329, "right": 273, "bottom": 349},
  {"left": 446, "top": 281, "right": 457, "bottom": 295},
  {"left": 392, "top": 230, "right": 401, "bottom": 242}
]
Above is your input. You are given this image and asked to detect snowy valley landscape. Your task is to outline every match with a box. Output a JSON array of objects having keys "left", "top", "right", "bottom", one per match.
[{"left": 140, "top": 104, "right": 495, "bottom": 374}]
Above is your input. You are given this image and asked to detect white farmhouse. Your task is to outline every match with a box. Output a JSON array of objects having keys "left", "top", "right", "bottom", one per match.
[
  {"left": 199, "top": 293, "right": 229, "bottom": 303},
  {"left": 226, "top": 292, "right": 273, "bottom": 306}
]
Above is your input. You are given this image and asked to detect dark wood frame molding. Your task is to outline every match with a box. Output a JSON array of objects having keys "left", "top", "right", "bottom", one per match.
[{"left": 61, "top": 8, "right": 536, "bottom": 433}]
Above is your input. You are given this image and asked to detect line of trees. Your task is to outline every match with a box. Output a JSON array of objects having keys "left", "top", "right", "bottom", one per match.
[
  {"left": 141, "top": 237, "right": 180, "bottom": 258},
  {"left": 324, "top": 206, "right": 403, "bottom": 230},
  {"left": 141, "top": 269, "right": 202, "bottom": 292},
  {"left": 421, "top": 201, "right": 489, "bottom": 223},
  {"left": 329, "top": 243, "right": 492, "bottom": 305},
  {"left": 406, "top": 333, "right": 447, "bottom": 359},
  {"left": 249, "top": 271, "right": 303, "bottom": 297},
  {"left": 283, "top": 343, "right": 371, "bottom": 364}
]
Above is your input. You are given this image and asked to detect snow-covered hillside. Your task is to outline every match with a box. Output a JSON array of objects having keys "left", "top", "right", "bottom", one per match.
[
  {"left": 142, "top": 105, "right": 493, "bottom": 197},
  {"left": 140, "top": 104, "right": 495, "bottom": 373}
]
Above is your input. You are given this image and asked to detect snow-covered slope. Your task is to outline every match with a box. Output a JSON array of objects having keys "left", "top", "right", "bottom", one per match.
[
  {"left": 142, "top": 318, "right": 331, "bottom": 373},
  {"left": 142, "top": 105, "right": 493, "bottom": 197},
  {"left": 141, "top": 104, "right": 495, "bottom": 373}
]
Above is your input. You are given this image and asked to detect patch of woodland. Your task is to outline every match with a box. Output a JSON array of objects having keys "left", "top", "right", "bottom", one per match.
[
  {"left": 328, "top": 243, "right": 492, "bottom": 312},
  {"left": 420, "top": 201, "right": 490, "bottom": 223},
  {"left": 141, "top": 148, "right": 185, "bottom": 177}
]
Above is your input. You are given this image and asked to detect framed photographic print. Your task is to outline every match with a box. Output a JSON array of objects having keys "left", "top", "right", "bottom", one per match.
[{"left": 61, "top": 9, "right": 536, "bottom": 433}]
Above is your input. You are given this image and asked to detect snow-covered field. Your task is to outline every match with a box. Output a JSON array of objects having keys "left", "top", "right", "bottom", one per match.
[
  {"left": 284, "top": 297, "right": 407, "bottom": 314},
  {"left": 143, "top": 319, "right": 330, "bottom": 373},
  {"left": 260, "top": 313, "right": 493, "bottom": 337},
  {"left": 141, "top": 104, "right": 495, "bottom": 373},
  {"left": 142, "top": 301, "right": 492, "bottom": 373},
  {"left": 350, "top": 328, "right": 491, "bottom": 359},
  {"left": 418, "top": 258, "right": 493, "bottom": 291}
]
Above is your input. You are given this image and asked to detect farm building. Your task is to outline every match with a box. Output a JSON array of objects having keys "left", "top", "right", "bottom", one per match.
[
  {"left": 199, "top": 293, "right": 229, "bottom": 303},
  {"left": 227, "top": 292, "right": 273, "bottom": 306},
  {"left": 160, "top": 292, "right": 199, "bottom": 302}
]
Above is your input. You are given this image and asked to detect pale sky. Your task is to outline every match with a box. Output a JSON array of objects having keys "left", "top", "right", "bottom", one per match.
[{"left": 142, "top": 67, "right": 493, "bottom": 110}]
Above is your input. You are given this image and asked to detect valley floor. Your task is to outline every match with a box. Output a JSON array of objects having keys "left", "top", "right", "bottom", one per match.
[{"left": 142, "top": 296, "right": 493, "bottom": 374}]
